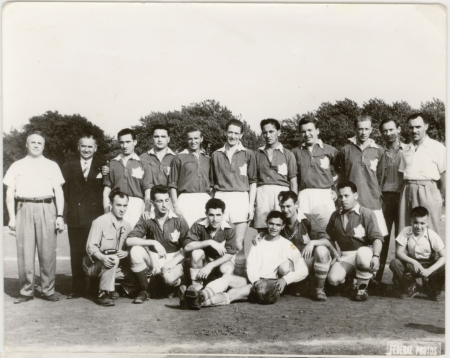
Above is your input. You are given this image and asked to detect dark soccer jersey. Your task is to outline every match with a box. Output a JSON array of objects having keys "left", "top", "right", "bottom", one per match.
[
  {"left": 140, "top": 148, "right": 176, "bottom": 190},
  {"left": 255, "top": 144, "right": 297, "bottom": 187}
]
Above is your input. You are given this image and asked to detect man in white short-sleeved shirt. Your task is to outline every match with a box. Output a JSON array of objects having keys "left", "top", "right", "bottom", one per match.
[
  {"left": 4, "top": 131, "right": 65, "bottom": 303},
  {"left": 398, "top": 113, "right": 446, "bottom": 235}
]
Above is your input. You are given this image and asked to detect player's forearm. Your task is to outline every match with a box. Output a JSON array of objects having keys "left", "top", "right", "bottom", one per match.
[
  {"left": 184, "top": 240, "right": 212, "bottom": 252},
  {"left": 437, "top": 172, "right": 446, "bottom": 199},
  {"left": 6, "top": 187, "right": 16, "bottom": 221},
  {"left": 372, "top": 239, "right": 383, "bottom": 257},
  {"left": 169, "top": 249, "right": 186, "bottom": 266},
  {"left": 126, "top": 237, "right": 152, "bottom": 247},
  {"left": 103, "top": 186, "right": 111, "bottom": 212},
  {"left": 144, "top": 189, "right": 152, "bottom": 211},
  {"left": 396, "top": 250, "right": 418, "bottom": 265},
  {"left": 248, "top": 183, "right": 257, "bottom": 207},
  {"left": 54, "top": 186, "right": 65, "bottom": 216},
  {"left": 206, "top": 254, "right": 232, "bottom": 269},
  {"left": 427, "top": 256, "right": 446, "bottom": 274},
  {"left": 289, "top": 178, "right": 298, "bottom": 194},
  {"left": 170, "top": 188, "right": 179, "bottom": 207}
]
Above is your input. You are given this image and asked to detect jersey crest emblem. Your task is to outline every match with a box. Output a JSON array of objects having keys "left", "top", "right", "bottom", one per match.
[
  {"left": 239, "top": 163, "right": 247, "bottom": 176},
  {"left": 369, "top": 159, "right": 379, "bottom": 172},
  {"left": 319, "top": 157, "right": 330, "bottom": 169},
  {"left": 131, "top": 166, "right": 145, "bottom": 179},
  {"left": 170, "top": 229, "right": 180, "bottom": 243},
  {"left": 277, "top": 163, "right": 288, "bottom": 176},
  {"left": 353, "top": 224, "right": 366, "bottom": 239}
]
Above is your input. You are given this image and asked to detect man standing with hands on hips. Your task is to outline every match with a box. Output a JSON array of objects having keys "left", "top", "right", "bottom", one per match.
[{"left": 4, "top": 131, "right": 65, "bottom": 303}]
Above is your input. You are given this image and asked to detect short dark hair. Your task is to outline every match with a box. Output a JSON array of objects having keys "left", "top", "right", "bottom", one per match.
[
  {"left": 78, "top": 134, "right": 98, "bottom": 145},
  {"left": 407, "top": 112, "right": 428, "bottom": 124},
  {"left": 278, "top": 190, "right": 298, "bottom": 204},
  {"left": 152, "top": 125, "right": 170, "bottom": 137},
  {"left": 109, "top": 188, "right": 129, "bottom": 203},
  {"left": 354, "top": 115, "right": 372, "bottom": 128},
  {"left": 298, "top": 115, "right": 318, "bottom": 131},
  {"left": 27, "top": 130, "right": 46, "bottom": 142},
  {"left": 378, "top": 118, "right": 401, "bottom": 132},
  {"left": 337, "top": 181, "right": 358, "bottom": 193},
  {"left": 266, "top": 210, "right": 285, "bottom": 222},
  {"left": 184, "top": 125, "right": 203, "bottom": 137},
  {"left": 225, "top": 119, "right": 244, "bottom": 134},
  {"left": 260, "top": 118, "right": 281, "bottom": 131},
  {"left": 411, "top": 206, "right": 429, "bottom": 219},
  {"left": 118, "top": 128, "right": 136, "bottom": 140},
  {"left": 150, "top": 185, "right": 170, "bottom": 201},
  {"left": 205, "top": 198, "right": 226, "bottom": 213}
]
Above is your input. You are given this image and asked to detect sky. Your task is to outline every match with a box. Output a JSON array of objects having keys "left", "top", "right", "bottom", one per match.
[{"left": 2, "top": 2, "right": 446, "bottom": 137}]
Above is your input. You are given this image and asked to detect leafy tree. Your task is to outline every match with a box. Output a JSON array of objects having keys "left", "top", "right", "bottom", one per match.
[{"left": 420, "top": 98, "right": 445, "bottom": 143}]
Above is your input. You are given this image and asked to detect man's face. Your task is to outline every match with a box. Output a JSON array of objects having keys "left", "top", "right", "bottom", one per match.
[
  {"left": 408, "top": 117, "right": 428, "bottom": 143},
  {"left": 153, "top": 193, "right": 170, "bottom": 216},
  {"left": 226, "top": 124, "right": 243, "bottom": 147},
  {"left": 381, "top": 121, "right": 401, "bottom": 144},
  {"left": 279, "top": 198, "right": 298, "bottom": 220},
  {"left": 111, "top": 196, "right": 129, "bottom": 219},
  {"left": 338, "top": 187, "right": 358, "bottom": 211},
  {"left": 153, "top": 129, "right": 170, "bottom": 150},
  {"left": 411, "top": 215, "right": 429, "bottom": 237},
  {"left": 78, "top": 137, "right": 97, "bottom": 160},
  {"left": 355, "top": 120, "right": 373, "bottom": 143},
  {"left": 266, "top": 217, "right": 285, "bottom": 237},
  {"left": 26, "top": 134, "right": 45, "bottom": 157},
  {"left": 262, "top": 124, "right": 280, "bottom": 147},
  {"left": 187, "top": 131, "right": 203, "bottom": 151},
  {"left": 206, "top": 208, "right": 223, "bottom": 229},
  {"left": 119, "top": 134, "right": 137, "bottom": 156},
  {"left": 300, "top": 122, "right": 319, "bottom": 146}
]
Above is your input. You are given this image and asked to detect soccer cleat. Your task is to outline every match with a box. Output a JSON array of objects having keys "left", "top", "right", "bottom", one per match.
[
  {"left": 97, "top": 291, "right": 115, "bottom": 307},
  {"left": 313, "top": 287, "right": 328, "bottom": 301},
  {"left": 42, "top": 293, "right": 59, "bottom": 302},
  {"left": 353, "top": 284, "right": 369, "bottom": 302},
  {"left": 178, "top": 285, "right": 188, "bottom": 309},
  {"left": 400, "top": 282, "right": 420, "bottom": 300},
  {"left": 133, "top": 290, "right": 149, "bottom": 304},
  {"left": 14, "top": 294, "right": 34, "bottom": 304},
  {"left": 185, "top": 285, "right": 202, "bottom": 310},
  {"left": 109, "top": 291, "right": 120, "bottom": 300}
]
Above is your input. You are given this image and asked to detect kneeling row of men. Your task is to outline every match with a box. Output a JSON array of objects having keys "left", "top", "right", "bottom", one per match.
[{"left": 86, "top": 181, "right": 445, "bottom": 307}]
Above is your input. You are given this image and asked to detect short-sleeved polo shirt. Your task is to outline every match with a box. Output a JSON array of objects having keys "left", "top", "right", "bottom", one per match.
[
  {"left": 255, "top": 143, "right": 297, "bottom": 187},
  {"left": 211, "top": 142, "right": 257, "bottom": 192},
  {"left": 292, "top": 140, "right": 338, "bottom": 190},
  {"left": 168, "top": 150, "right": 211, "bottom": 194},
  {"left": 140, "top": 148, "right": 176, "bottom": 190},
  {"left": 103, "top": 153, "right": 146, "bottom": 199},
  {"left": 183, "top": 217, "right": 236, "bottom": 260},
  {"left": 3, "top": 155, "right": 65, "bottom": 198},
  {"left": 127, "top": 210, "right": 189, "bottom": 254},
  {"left": 335, "top": 137, "right": 385, "bottom": 210},
  {"left": 395, "top": 226, "right": 445, "bottom": 261},
  {"left": 281, "top": 212, "right": 330, "bottom": 252},
  {"left": 326, "top": 203, "right": 384, "bottom": 252},
  {"left": 399, "top": 136, "right": 446, "bottom": 181}
]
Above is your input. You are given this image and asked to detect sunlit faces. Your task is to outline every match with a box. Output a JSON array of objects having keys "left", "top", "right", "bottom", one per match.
[
  {"left": 187, "top": 131, "right": 203, "bottom": 151},
  {"left": 206, "top": 208, "right": 224, "bottom": 229},
  {"left": 226, "top": 124, "right": 243, "bottom": 147},
  {"left": 262, "top": 124, "right": 280, "bottom": 147},
  {"left": 110, "top": 195, "right": 129, "bottom": 219},
  {"left": 411, "top": 215, "right": 429, "bottom": 237},
  {"left": 78, "top": 137, "right": 97, "bottom": 161},
  {"left": 266, "top": 217, "right": 285, "bottom": 237},
  {"left": 300, "top": 122, "right": 319, "bottom": 146},
  {"left": 153, "top": 193, "right": 170, "bottom": 216},
  {"left": 381, "top": 121, "right": 401, "bottom": 144},
  {"left": 119, "top": 134, "right": 137, "bottom": 156},
  {"left": 279, "top": 198, "right": 298, "bottom": 220},
  {"left": 355, "top": 120, "right": 372, "bottom": 143},
  {"left": 337, "top": 186, "right": 358, "bottom": 212},
  {"left": 26, "top": 134, "right": 45, "bottom": 158},
  {"left": 153, "top": 129, "right": 170, "bottom": 150},
  {"left": 408, "top": 117, "right": 428, "bottom": 143}
]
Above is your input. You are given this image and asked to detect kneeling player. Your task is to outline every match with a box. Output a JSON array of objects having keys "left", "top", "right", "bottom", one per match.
[
  {"left": 326, "top": 181, "right": 384, "bottom": 302},
  {"left": 126, "top": 185, "right": 189, "bottom": 304},
  {"left": 181, "top": 211, "right": 308, "bottom": 309}
]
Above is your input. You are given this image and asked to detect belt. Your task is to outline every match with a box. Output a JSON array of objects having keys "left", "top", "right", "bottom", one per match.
[
  {"left": 16, "top": 197, "right": 53, "bottom": 203},
  {"left": 405, "top": 180, "right": 434, "bottom": 185}
]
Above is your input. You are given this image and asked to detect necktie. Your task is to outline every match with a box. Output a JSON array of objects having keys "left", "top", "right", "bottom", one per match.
[{"left": 83, "top": 161, "right": 89, "bottom": 179}]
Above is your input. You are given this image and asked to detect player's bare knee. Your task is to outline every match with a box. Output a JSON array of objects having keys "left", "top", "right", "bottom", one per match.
[
  {"left": 327, "top": 274, "right": 341, "bottom": 286},
  {"left": 191, "top": 249, "right": 205, "bottom": 265},
  {"left": 130, "top": 246, "right": 144, "bottom": 262},
  {"left": 314, "top": 245, "right": 330, "bottom": 262},
  {"left": 356, "top": 246, "right": 372, "bottom": 267},
  {"left": 220, "top": 262, "right": 235, "bottom": 275}
]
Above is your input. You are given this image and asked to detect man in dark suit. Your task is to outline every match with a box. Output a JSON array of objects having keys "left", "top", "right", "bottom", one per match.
[{"left": 62, "top": 134, "right": 104, "bottom": 298}]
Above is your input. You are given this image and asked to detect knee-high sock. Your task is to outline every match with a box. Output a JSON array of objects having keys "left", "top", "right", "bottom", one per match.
[
  {"left": 190, "top": 268, "right": 203, "bottom": 290},
  {"left": 201, "top": 277, "right": 228, "bottom": 301},
  {"left": 314, "top": 261, "right": 330, "bottom": 289},
  {"left": 203, "top": 292, "right": 230, "bottom": 307},
  {"left": 134, "top": 269, "right": 148, "bottom": 291}
]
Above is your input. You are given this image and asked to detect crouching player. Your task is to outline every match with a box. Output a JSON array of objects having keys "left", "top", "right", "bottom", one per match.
[
  {"left": 389, "top": 206, "right": 445, "bottom": 301},
  {"left": 126, "top": 185, "right": 189, "bottom": 304},
  {"left": 326, "top": 181, "right": 384, "bottom": 302},
  {"left": 181, "top": 198, "right": 237, "bottom": 309},
  {"left": 181, "top": 211, "right": 308, "bottom": 309}
]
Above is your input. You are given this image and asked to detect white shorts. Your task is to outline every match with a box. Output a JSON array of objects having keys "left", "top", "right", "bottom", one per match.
[
  {"left": 123, "top": 196, "right": 145, "bottom": 229},
  {"left": 338, "top": 250, "right": 358, "bottom": 267},
  {"left": 254, "top": 185, "right": 287, "bottom": 228},
  {"left": 147, "top": 249, "right": 181, "bottom": 274},
  {"left": 177, "top": 193, "right": 211, "bottom": 227},
  {"left": 298, "top": 188, "right": 336, "bottom": 229},
  {"left": 372, "top": 209, "right": 389, "bottom": 237},
  {"left": 214, "top": 191, "right": 249, "bottom": 224}
]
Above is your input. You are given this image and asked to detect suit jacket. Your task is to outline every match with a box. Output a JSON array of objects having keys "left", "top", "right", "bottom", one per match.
[{"left": 62, "top": 156, "right": 104, "bottom": 228}]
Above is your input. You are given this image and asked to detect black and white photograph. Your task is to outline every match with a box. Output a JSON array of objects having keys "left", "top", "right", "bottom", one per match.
[{"left": 2, "top": 1, "right": 446, "bottom": 356}]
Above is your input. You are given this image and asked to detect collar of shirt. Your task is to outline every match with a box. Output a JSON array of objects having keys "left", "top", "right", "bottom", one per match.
[
  {"left": 404, "top": 135, "right": 431, "bottom": 152},
  {"left": 25, "top": 155, "right": 46, "bottom": 162},
  {"left": 301, "top": 139, "right": 324, "bottom": 149},
  {"left": 179, "top": 149, "right": 209, "bottom": 157},
  {"left": 147, "top": 210, "right": 179, "bottom": 220},
  {"left": 339, "top": 202, "right": 361, "bottom": 215},
  {"left": 108, "top": 212, "right": 124, "bottom": 229},
  {"left": 348, "top": 137, "right": 380, "bottom": 149},
  {"left": 112, "top": 153, "right": 141, "bottom": 163},
  {"left": 297, "top": 211, "right": 307, "bottom": 221},
  {"left": 217, "top": 141, "right": 246, "bottom": 153},
  {"left": 148, "top": 147, "right": 176, "bottom": 156},
  {"left": 80, "top": 157, "right": 93, "bottom": 166},
  {"left": 258, "top": 142, "right": 284, "bottom": 153},
  {"left": 198, "top": 217, "right": 232, "bottom": 230},
  {"left": 405, "top": 226, "right": 428, "bottom": 243}
]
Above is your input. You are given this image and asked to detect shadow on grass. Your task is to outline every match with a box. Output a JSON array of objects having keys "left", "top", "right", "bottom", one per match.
[{"left": 405, "top": 323, "right": 445, "bottom": 334}]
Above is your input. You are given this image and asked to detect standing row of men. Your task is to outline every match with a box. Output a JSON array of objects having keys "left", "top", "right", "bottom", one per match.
[{"left": 4, "top": 112, "right": 445, "bottom": 305}]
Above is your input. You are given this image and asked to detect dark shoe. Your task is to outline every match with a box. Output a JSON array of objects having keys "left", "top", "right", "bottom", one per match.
[
  {"left": 400, "top": 282, "right": 420, "bottom": 300},
  {"left": 133, "top": 290, "right": 149, "bottom": 304},
  {"left": 43, "top": 293, "right": 59, "bottom": 302},
  {"left": 14, "top": 294, "right": 33, "bottom": 304},
  {"left": 313, "top": 287, "right": 328, "bottom": 301},
  {"left": 178, "top": 285, "right": 187, "bottom": 309},
  {"left": 97, "top": 291, "right": 115, "bottom": 307},
  {"left": 185, "top": 285, "right": 202, "bottom": 310},
  {"left": 109, "top": 291, "right": 120, "bottom": 300},
  {"left": 353, "top": 284, "right": 369, "bottom": 302},
  {"left": 67, "top": 292, "right": 82, "bottom": 299}
]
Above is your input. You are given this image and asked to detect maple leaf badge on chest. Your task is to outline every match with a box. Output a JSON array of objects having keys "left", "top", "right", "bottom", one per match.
[
  {"left": 369, "top": 159, "right": 379, "bottom": 172},
  {"left": 277, "top": 163, "right": 288, "bottom": 176},
  {"left": 239, "top": 163, "right": 247, "bottom": 176},
  {"left": 353, "top": 224, "right": 366, "bottom": 239},
  {"left": 170, "top": 229, "right": 180, "bottom": 242},
  {"left": 131, "top": 166, "right": 145, "bottom": 179},
  {"left": 165, "top": 166, "right": 171, "bottom": 176},
  {"left": 319, "top": 157, "right": 330, "bottom": 169},
  {"left": 302, "top": 233, "right": 311, "bottom": 244}
]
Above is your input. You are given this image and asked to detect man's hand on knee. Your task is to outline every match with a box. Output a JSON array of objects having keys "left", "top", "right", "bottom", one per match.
[
  {"left": 370, "top": 256, "right": 380, "bottom": 272},
  {"left": 197, "top": 264, "right": 213, "bottom": 280},
  {"left": 101, "top": 255, "right": 117, "bottom": 269}
]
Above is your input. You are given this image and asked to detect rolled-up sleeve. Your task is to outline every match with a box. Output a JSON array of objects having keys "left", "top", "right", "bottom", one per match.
[
  {"left": 309, "top": 214, "right": 330, "bottom": 241},
  {"left": 247, "top": 150, "right": 257, "bottom": 185},
  {"left": 168, "top": 156, "right": 181, "bottom": 189},
  {"left": 365, "top": 211, "right": 384, "bottom": 244},
  {"left": 326, "top": 212, "right": 337, "bottom": 241},
  {"left": 128, "top": 217, "right": 148, "bottom": 238},
  {"left": 103, "top": 161, "right": 113, "bottom": 187},
  {"left": 183, "top": 223, "right": 202, "bottom": 247},
  {"left": 142, "top": 163, "right": 154, "bottom": 191},
  {"left": 86, "top": 218, "right": 103, "bottom": 262},
  {"left": 178, "top": 217, "right": 190, "bottom": 246},
  {"left": 225, "top": 228, "right": 237, "bottom": 255},
  {"left": 286, "top": 152, "right": 297, "bottom": 180}
]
